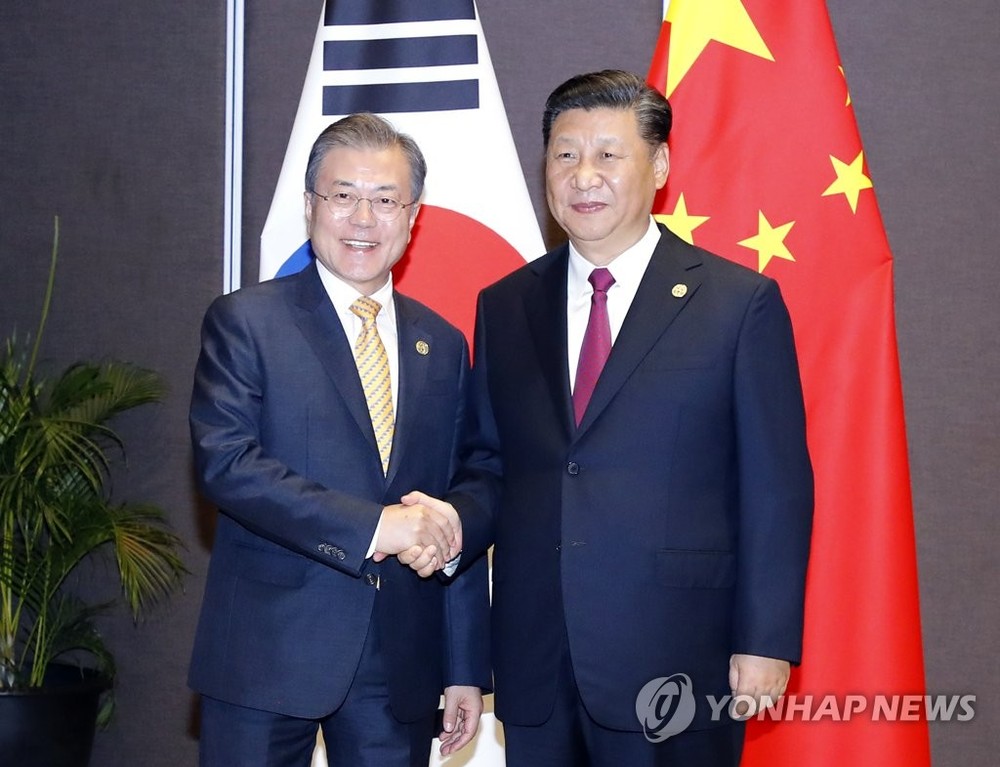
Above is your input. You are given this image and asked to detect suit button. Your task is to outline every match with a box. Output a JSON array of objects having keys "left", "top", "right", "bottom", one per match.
[
  {"left": 366, "top": 574, "right": 377, "bottom": 586},
  {"left": 336, "top": 549, "right": 346, "bottom": 560},
  {"left": 567, "top": 462, "right": 580, "bottom": 475}
]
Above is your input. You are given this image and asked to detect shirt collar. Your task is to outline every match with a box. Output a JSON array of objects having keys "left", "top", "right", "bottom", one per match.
[
  {"left": 567, "top": 216, "right": 660, "bottom": 297},
  {"left": 314, "top": 259, "right": 395, "bottom": 322}
]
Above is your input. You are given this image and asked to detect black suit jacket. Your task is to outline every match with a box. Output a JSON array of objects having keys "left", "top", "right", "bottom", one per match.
[
  {"left": 188, "top": 262, "right": 490, "bottom": 721},
  {"left": 451, "top": 225, "right": 813, "bottom": 731}
]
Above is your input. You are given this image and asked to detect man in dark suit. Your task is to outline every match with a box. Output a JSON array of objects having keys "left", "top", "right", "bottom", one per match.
[
  {"left": 412, "top": 70, "right": 813, "bottom": 765},
  {"left": 188, "top": 113, "right": 490, "bottom": 767}
]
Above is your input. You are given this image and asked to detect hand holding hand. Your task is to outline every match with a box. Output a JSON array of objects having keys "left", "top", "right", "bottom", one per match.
[
  {"left": 397, "top": 544, "right": 442, "bottom": 578},
  {"left": 401, "top": 490, "right": 463, "bottom": 563},
  {"left": 374, "top": 493, "right": 461, "bottom": 577}
]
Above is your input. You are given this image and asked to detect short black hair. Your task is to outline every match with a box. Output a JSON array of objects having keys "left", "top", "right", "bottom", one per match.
[{"left": 542, "top": 70, "right": 672, "bottom": 151}]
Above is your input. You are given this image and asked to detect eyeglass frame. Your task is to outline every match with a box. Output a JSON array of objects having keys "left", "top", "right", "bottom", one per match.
[{"left": 309, "top": 189, "right": 418, "bottom": 222}]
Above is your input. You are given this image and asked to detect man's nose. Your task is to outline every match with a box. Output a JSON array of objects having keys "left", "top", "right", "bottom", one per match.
[
  {"left": 350, "top": 197, "right": 378, "bottom": 225},
  {"left": 572, "top": 159, "right": 603, "bottom": 190}
]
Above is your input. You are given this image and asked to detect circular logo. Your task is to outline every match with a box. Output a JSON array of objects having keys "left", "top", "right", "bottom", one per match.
[{"left": 635, "top": 673, "right": 697, "bottom": 743}]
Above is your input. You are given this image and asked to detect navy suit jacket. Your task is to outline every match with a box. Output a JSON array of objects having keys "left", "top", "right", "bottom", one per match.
[
  {"left": 188, "top": 262, "right": 490, "bottom": 721},
  {"left": 451, "top": 225, "right": 813, "bottom": 731}
]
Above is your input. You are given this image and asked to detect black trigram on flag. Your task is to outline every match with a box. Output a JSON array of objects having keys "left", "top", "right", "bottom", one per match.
[{"left": 322, "top": 0, "right": 480, "bottom": 114}]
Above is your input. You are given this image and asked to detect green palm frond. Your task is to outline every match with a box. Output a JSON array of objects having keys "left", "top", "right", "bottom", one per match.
[
  {"left": 0, "top": 216, "right": 186, "bottom": 718},
  {"left": 108, "top": 503, "right": 187, "bottom": 618},
  {"left": 39, "top": 596, "right": 115, "bottom": 675},
  {"left": 49, "top": 362, "right": 165, "bottom": 427}
]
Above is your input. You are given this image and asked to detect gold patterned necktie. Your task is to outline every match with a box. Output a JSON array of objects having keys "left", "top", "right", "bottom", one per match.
[{"left": 350, "top": 296, "right": 394, "bottom": 474}]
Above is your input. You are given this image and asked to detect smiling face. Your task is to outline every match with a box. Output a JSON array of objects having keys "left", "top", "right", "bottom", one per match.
[
  {"left": 545, "top": 107, "right": 668, "bottom": 266},
  {"left": 305, "top": 144, "right": 419, "bottom": 296}
]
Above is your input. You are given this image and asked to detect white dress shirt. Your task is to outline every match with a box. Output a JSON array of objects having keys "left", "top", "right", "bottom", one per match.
[{"left": 566, "top": 217, "right": 661, "bottom": 391}]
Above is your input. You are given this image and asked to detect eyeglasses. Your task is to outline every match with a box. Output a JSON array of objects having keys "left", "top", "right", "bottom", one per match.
[{"left": 310, "top": 190, "right": 416, "bottom": 222}]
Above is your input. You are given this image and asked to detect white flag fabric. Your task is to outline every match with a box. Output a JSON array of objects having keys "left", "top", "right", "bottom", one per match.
[{"left": 260, "top": 0, "right": 542, "bottom": 342}]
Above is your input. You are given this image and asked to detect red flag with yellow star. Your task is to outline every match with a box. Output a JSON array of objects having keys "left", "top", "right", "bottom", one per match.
[{"left": 649, "top": 1, "right": 930, "bottom": 764}]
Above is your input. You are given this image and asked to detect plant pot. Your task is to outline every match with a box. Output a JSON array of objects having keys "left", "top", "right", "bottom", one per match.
[{"left": 0, "top": 663, "right": 110, "bottom": 767}]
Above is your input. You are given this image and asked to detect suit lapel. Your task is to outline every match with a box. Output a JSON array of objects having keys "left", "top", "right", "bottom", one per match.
[
  {"left": 523, "top": 247, "right": 576, "bottom": 438},
  {"left": 291, "top": 264, "right": 381, "bottom": 460},
  {"left": 576, "top": 227, "right": 705, "bottom": 434},
  {"left": 387, "top": 295, "right": 433, "bottom": 485}
]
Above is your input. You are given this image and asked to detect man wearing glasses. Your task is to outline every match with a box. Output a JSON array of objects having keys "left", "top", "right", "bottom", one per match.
[{"left": 188, "top": 113, "right": 489, "bottom": 767}]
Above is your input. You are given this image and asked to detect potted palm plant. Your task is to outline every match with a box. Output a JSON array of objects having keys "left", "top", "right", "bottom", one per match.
[{"left": 0, "top": 218, "right": 187, "bottom": 766}]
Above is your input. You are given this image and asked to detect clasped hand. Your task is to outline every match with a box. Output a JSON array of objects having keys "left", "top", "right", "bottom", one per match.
[{"left": 373, "top": 491, "right": 461, "bottom": 577}]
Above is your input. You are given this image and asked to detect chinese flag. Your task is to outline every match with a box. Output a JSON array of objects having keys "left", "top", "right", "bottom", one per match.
[{"left": 648, "top": 1, "right": 930, "bottom": 764}]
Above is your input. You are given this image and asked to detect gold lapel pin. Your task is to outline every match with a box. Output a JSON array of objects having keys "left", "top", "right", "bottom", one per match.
[
  {"left": 671, "top": 283, "right": 688, "bottom": 298},
  {"left": 415, "top": 340, "right": 430, "bottom": 356}
]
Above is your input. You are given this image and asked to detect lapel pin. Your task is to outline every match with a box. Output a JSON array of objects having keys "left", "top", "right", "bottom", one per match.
[
  {"left": 671, "top": 283, "right": 688, "bottom": 298},
  {"left": 415, "top": 340, "right": 430, "bottom": 356}
]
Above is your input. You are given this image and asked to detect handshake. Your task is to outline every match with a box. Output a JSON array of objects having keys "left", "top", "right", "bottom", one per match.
[{"left": 373, "top": 491, "right": 461, "bottom": 578}]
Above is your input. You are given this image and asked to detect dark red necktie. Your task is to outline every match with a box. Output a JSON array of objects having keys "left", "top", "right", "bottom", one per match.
[{"left": 573, "top": 268, "right": 616, "bottom": 425}]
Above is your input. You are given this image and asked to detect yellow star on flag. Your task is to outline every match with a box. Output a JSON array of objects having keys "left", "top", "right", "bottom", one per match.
[
  {"left": 822, "top": 150, "right": 873, "bottom": 213},
  {"left": 664, "top": 0, "right": 774, "bottom": 97},
  {"left": 655, "top": 193, "right": 710, "bottom": 244},
  {"left": 737, "top": 211, "right": 796, "bottom": 273}
]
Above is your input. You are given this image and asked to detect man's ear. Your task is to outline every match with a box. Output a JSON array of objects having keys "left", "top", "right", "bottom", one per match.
[
  {"left": 654, "top": 144, "right": 670, "bottom": 189},
  {"left": 304, "top": 190, "right": 315, "bottom": 229},
  {"left": 407, "top": 202, "right": 422, "bottom": 231}
]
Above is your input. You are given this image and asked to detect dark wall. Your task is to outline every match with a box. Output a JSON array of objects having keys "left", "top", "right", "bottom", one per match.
[
  {"left": 0, "top": 2, "right": 995, "bottom": 765},
  {"left": 0, "top": 1, "right": 226, "bottom": 764}
]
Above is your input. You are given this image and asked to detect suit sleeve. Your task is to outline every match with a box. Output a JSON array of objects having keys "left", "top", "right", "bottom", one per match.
[
  {"left": 190, "top": 294, "right": 381, "bottom": 575},
  {"left": 732, "top": 278, "right": 814, "bottom": 663},
  {"left": 433, "top": 333, "right": 492, "bottom": 689},
  {"left": 447, "top": 292, "right": 503, "bottom": 565},
  {"left": 440, "top": 550, "right": 492, "bottom": 690}
]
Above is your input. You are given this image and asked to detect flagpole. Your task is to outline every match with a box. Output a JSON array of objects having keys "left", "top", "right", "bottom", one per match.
[{"left": 223, "top": 0, "right": 244, "bottom": 294}]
